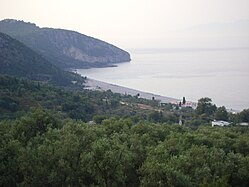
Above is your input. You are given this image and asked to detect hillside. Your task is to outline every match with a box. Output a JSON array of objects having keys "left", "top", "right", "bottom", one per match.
[
  {"left": 0, "top": 32, "right": 84, "bottom": 86},
  {"left": 0, "top": 19, "right": 131, "bottom": 68},
  {"left": 0, "top": 75, "right": 179, "bottom": 123}
]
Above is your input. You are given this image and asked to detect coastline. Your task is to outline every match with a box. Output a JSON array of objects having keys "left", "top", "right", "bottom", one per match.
[
  {"left": 84, "top": 78, "right": 197, "bottom": 108},
  {"left": 84, "top": 79, "right": 243, "bottom": 112}
]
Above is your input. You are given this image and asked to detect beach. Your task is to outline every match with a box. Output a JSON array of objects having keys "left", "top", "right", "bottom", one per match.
[{"left": 84, "top": 78, "right": 197, "bottom": 108}]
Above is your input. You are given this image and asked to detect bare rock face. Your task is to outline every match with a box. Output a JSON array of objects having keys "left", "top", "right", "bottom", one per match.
[{"left": 0, "top": 19, "right": 131, "bottom": 69}]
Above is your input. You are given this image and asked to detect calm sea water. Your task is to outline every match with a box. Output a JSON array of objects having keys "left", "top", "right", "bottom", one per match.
[{"left": 77, "top": 48, "right": 249, "bottom": 110}]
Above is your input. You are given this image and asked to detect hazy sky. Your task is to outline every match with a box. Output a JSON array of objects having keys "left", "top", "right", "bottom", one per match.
[{"left": 1, "top": 0, "right": 249, "bottom": 49}]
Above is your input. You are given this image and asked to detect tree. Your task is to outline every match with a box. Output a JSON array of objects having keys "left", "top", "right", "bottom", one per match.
[
  {"left": 239, "top": 109, "right": 249, "bottom": 122},
  {"left": 179, "top": 101, "right": 182, "bottom": 107},
  {"left": 183, "top": 97, "right": 186, "bottom": 105},
  {"left": 215, "top": 106, "right": 228, "bottom": 121},
  {"left": 14, "top": 109, "right": 61, "bottom": 144},
  {"left": 196, "top": 97, "right": 217, "bottom": 117},
  {"left": 93, "top": 115, "right": 107, "bottom": 124},
  {"left": 86, "top": 136, "right": 132, "bottom": 187},
  {"left": 148, "top": 111, "right": 163, "bottom": 123}
]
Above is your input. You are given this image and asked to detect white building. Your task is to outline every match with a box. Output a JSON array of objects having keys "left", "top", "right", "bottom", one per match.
[
  {"left": 237, "top": 122, "right": 249, "bottom": 126},
  {"left": 212, "top": 120, "right": 230, "bottom": 127}
]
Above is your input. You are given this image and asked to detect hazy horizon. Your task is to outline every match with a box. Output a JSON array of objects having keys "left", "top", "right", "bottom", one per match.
[{"left": 1, "top": 0, "right": 249, "bottom": 50}]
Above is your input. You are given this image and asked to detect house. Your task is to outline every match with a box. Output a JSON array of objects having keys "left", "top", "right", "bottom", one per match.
[
  {"left": 88, "top": 121, "right": 96, "bottom": 125},
  {"left": 237, "top": 122, "right": 249, "bottom": 126},
  {"left": 174, "top": 101, "right": 197, "bottom": 109},
  {"left": 212, "top": 120, "right": 230, "bottom": 127}
]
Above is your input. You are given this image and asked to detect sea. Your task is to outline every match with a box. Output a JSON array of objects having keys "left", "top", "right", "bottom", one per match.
[{"left": 77, "top": 48, "right": 249, "bottom": 111}]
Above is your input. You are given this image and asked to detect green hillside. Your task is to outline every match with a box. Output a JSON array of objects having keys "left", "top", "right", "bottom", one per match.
[
  {"left": 0, "top": 75, "right": 175, "bottom": 121},
  {"left": 0, "top": 19, "right": 131, "bottom": 69},
  {"left": 0, "top": 32, "right": 84, "bottom": 86}
]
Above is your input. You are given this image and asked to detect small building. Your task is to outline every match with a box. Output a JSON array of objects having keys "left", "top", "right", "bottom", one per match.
[
  {"left": 237, "top": 122, "right": 249, "bottom": 126},
  {"left": 88, "top": 121, "right": 96, "bottom": 125},
  {"left": 212, "top": 120, "right": 230, "bottom": 127}
]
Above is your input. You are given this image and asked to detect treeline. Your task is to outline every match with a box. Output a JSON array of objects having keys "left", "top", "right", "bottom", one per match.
[
  {"left": 1, "top": 75, "right": 249, "bottom": 125},
  {"left": 1, "top": 109, "right": 249, "bottom": 187},
  {"left": 0, "top": 75, "right": 177, "bottom": 123}
]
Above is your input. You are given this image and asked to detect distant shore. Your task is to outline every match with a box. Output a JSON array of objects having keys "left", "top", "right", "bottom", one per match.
[{"left": 84, "top": 78, "right": 197, "bottom": 108}]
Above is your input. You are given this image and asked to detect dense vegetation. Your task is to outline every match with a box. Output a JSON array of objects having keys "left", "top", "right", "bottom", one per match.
[
  {"left": 1, "top": 75, "right": 249, "bottom": 186},
  {"left": 0, "top": 32, "right": 85, "bottom": 87},
  {"left": 1, "top": 75, "right": 249, "bottom": 124},
  {"left": 0, "top": 75, "right": 183, "bottom": 124},
  {"left": 1, "top": 109, "right": 249, "bottom": 187}
]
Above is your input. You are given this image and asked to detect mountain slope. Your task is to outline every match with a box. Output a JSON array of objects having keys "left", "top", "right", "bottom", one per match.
[
  {"left": 0, "top": 32, "right": 84, "bottom": 86},
  {"left": 0, "top": 19, "right": 131, "bottom": 68}
]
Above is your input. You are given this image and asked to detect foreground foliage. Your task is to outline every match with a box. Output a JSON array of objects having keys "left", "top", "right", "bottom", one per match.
[{"left": 1, "top": 109, "right": 249, "bottom": 187}]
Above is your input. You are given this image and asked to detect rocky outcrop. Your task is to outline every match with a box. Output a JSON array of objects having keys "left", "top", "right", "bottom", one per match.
[{"left": 0, "top": 19, "right": 131, "bottom": 69}]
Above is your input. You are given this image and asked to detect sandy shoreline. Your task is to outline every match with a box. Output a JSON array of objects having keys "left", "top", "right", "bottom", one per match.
[{"left": 84, "top": 78, "right": 184, "bottom": 104}]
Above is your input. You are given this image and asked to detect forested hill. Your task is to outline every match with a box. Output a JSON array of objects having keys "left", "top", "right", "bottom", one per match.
[
  {"left": 0, "top": 32, "right": 84, "bottom": 86},
  {"left": 0, "top": 19, "right": 131, "bottom": 69}
]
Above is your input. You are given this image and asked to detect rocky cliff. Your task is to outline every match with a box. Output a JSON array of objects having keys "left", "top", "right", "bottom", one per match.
[{"left": 0, "top": 19, "right": 131, "bottom": 69}]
